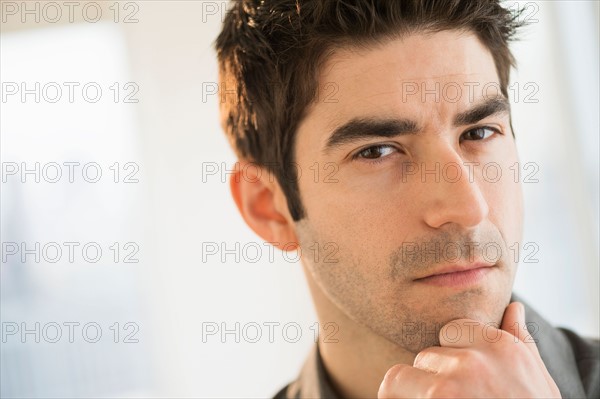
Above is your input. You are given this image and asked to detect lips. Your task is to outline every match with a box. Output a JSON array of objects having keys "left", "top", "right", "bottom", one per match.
[{"left": 414, "top": 263, "right": 496, "bottom": 287}]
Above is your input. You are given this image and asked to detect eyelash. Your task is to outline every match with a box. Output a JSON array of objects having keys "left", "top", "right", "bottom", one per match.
[
  {"left": 351, "top": 126, "right": 501, "bottom": 164},
  {"left": 459, "top": 126, "right": 501, "bottom": 143},
  {"left": 351, "top": 144, "right": 398, "bottom": 164}
]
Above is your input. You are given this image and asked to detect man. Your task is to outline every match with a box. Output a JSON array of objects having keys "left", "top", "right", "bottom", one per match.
[{"left": 215, "top": 0, "right": 599, "bottom": 397}]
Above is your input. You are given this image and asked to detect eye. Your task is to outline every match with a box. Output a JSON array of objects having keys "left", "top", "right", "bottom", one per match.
[
  {"left": 461, "top": 126, "right": 499, "bottom": 142},
  {"left": 352, "top": 144, "right": 398, "bottom": 162}
]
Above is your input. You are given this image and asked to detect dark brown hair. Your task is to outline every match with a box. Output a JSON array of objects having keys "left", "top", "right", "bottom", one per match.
[{"left": 215, "top": 0, "right": 525, "bottom": 221}]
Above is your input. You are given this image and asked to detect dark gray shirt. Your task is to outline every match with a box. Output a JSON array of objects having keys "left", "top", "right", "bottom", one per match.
[{"left": 273, "top": 297, "right": 599, "bottom": 398}]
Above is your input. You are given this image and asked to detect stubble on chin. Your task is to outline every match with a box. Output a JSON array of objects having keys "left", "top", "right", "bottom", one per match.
[{"left": 380, "top": 286, "right": 512, "bottom": 353}]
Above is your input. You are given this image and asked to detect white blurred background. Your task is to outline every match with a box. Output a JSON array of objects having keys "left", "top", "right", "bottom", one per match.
[{"left": 1, "top": 1, "right": 598, "bottom": 397}]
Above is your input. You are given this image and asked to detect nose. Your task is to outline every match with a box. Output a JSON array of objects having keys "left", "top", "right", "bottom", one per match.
[{"left": 420, "top": 152, "right": 489, "bottom": 230}]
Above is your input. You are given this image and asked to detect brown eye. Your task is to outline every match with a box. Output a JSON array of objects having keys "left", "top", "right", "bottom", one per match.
[
  {"left": 355, "top": 145, "right": 396, "bottom": 160},
  {"left": 462, "top": 127, "right": 497, "bottom": 141}
]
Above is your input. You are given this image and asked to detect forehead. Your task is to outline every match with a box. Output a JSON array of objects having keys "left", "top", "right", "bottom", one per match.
[{"left": 297, "top": 29, "right": 501, "bottom": 146}]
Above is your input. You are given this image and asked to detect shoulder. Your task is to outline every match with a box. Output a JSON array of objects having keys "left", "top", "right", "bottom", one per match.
[
  {"left": 272, "top": 383, "right": 292, "bottom": 399},
  {"left": 557, "top": 327, "right": 600, "bottom": 398},
  {"left": 517, "top": 297, "right": 599, "bottom": 398}
]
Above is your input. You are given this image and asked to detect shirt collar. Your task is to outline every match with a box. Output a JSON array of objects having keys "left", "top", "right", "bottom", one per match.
[{"left": 284, "top": 340, "right": 341, "bottom": 399}]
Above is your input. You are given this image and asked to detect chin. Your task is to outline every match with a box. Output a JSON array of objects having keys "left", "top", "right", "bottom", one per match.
[{"left": 381, "top": 290, "right": 511, "bottom": 352}]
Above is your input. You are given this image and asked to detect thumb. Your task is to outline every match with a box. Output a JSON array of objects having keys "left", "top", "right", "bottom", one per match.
[
  {"left": 501, "top": 302, "right": 524, "bottom": 339},
  {"left": 501, "top": 301, "right": 540, "bottom": 356},
  {"left": 501, "top": 303, "right": 561, "bottom": 396}
]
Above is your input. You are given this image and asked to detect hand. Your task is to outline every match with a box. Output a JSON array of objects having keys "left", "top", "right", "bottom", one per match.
[{"left": 378, "top": 302, "right": 561, "bottom": 398}]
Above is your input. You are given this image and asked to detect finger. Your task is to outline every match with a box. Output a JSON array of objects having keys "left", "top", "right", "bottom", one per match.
[
  {"left": 500, "top": 302, "right": 541, "bottom": 358},
  {"left": 501, "top": 302, "right": 559, "bottom": 393},
  {"left": 378, "top": 364, "right": 436, "bottom": 399},
  {"left": 413, "top": 346, "right": 464, "bottom": 373},
  {"left": 439, "top": 318, "right": 483, "bottom": 348}
]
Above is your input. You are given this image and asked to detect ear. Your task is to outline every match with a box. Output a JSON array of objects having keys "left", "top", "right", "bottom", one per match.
[{"left": 230, "top": 160, "right": 299, "bottom": 251}]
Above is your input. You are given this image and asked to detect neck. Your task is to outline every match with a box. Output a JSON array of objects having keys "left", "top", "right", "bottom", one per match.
[{"left": 304, "top": 269, "right": 416, "bottom": 398}]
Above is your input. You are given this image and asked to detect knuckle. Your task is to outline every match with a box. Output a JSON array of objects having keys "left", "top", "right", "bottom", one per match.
[
  {"left": 457, "top": 349, "right": 489, "bottom": 371},
  {"left": 379, "top": 365, "right": 405, "bottom": 398},
  {"left": 427, "top": 378, "right": 461, "bottom": 398},
  {"left": 382, "top": 364, "right": 405, "bottom": 384}
]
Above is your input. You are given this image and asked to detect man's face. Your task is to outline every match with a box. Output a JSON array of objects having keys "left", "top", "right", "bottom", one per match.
[{"left": 292, "top": 30, "right": 524, "bottom": 352}]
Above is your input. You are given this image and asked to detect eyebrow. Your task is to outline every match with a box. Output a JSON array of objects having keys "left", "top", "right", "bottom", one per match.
[
  {"left": 323, "top": 118, "right": 419, "bottom": 154},
  {"left": 453, "top": 95, "right": 510, "bottom": 126},
  {"left": 323, "top": 95, "right": 510, "bottom": 154}
]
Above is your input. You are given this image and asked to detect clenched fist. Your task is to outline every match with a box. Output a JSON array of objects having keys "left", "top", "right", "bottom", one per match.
[{"left": 378, "top": 302, "right": 561, "bottom": 398}]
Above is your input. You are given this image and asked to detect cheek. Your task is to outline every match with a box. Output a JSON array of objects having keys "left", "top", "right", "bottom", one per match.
[
  {"left": 298, "top": 170, "right": 419, "bottom": 260},
  {"left": 480, "top": 162, "right": 524, "bottom": 246}
]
